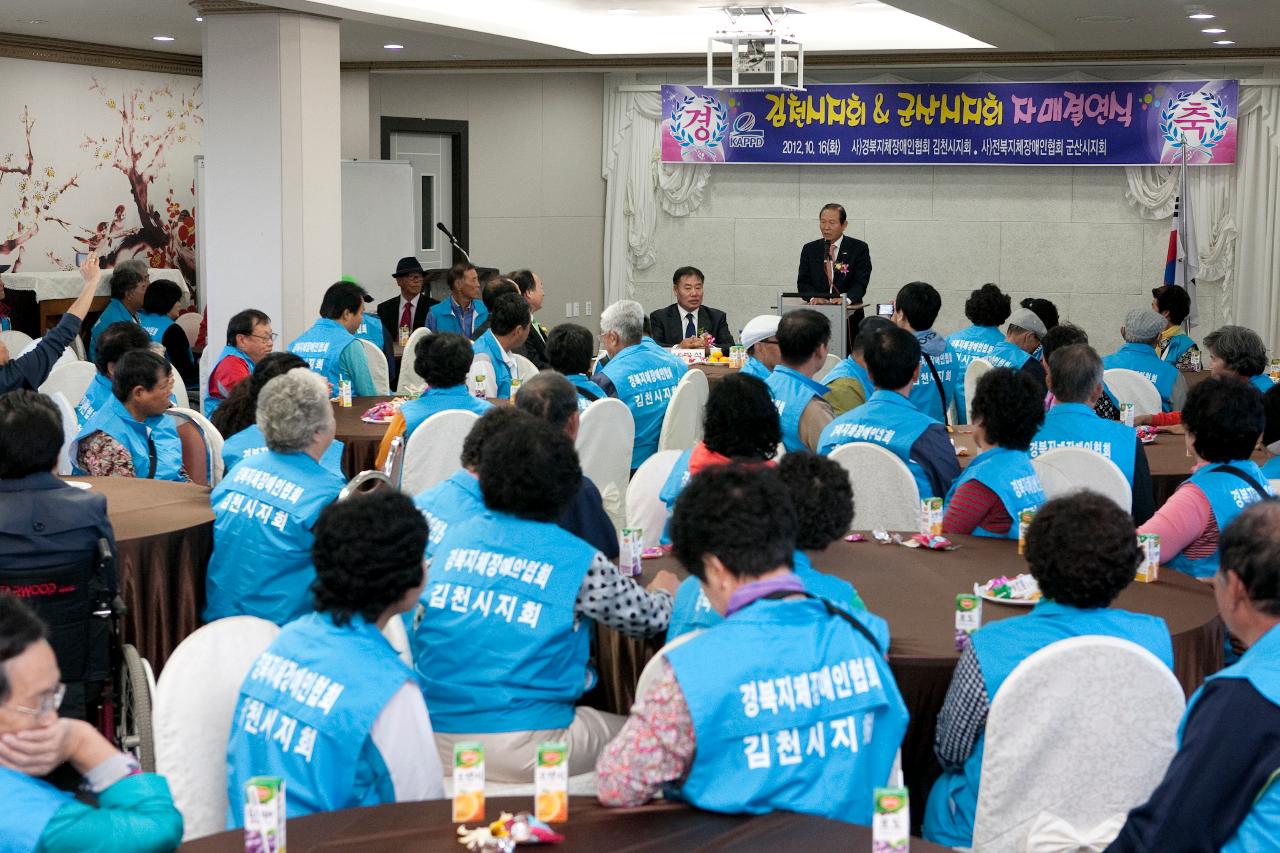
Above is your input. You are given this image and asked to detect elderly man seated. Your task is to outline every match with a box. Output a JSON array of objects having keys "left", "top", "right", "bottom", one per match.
[
  {"left": 923, "top": 492, "right": 1175, "bottom": 847},
  {"left": 1103, "top": 308, "right": 1185, "bottom": 412},
  {"left": 892, "top": 281, "right": 957, "bottom": 424},
  {"left": 983, "top": 306, "right": 1049, "bottom": 394},
  {"left": 204, "top": 368, "right": 345, "bottom": 625},
  {"left": 823, "top": 316, "right": 893, "bottom": 416},
  {"left": 205, "top": 309, "right": 274, "bottom": 417},
  {"left": 738, "top": 315, "right": 780, "bottom": 381},
  {"left": 226, "top": 491, "right": 444, "bottom": 823},
  {"left": 74, "top": 350, "right": 186, "bottom": 481},
  {"left": 766, "top": 308, "right": 835, "bottom": 453},
  {"left": 648, "top": 266, "right": 735, "bottom": 352},
  {"left": 470, "top": 292, "right": 531, "bottom": 399},
  {"left": 288, "top": 281, "right": 377, "bottom": 396},
  {"left": 0, "top": 594, "right": 182, "bottom": 853},
  {"left": 546, "top": 323, "right": 607, "bottom": 411},
  {"left": 87, "top": 259, "right": 148, "bottom": 360}
]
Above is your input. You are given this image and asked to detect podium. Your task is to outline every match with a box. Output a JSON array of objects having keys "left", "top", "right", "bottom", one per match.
[{"left": 776, "top": 293, "right": 865, "bottom": 356}]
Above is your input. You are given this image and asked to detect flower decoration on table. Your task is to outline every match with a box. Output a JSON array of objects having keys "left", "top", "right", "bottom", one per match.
[
  {"left": 457, "top": 812, "right": 564, "bottom": 851},
  {"left": 361, "top": 397, "right": 409, "bottom": 424}
]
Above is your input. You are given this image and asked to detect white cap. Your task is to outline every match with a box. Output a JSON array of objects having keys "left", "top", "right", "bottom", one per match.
[{"left": 741, "top": 314, "right": 781, "bottom": 351}]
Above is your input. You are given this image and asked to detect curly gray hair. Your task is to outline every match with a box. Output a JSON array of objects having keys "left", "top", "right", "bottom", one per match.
[
  {"left": 600, "top": 299, "right": 644, "bottom": 346},
  {"left": 257, "top": 368, "right": 333, "bottom": 452}
]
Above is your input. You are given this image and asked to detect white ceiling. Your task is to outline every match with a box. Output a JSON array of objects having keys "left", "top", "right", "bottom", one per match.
[{"left": 1, "top": 0, "right": 1276, "bottom": 63}]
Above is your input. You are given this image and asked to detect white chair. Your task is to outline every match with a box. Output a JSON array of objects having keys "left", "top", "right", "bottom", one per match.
[
  {"left": 153, "top": 616, "right": 281, "bottom": 841},
  {"left": 70, "top": 334, "right": 87, "bottom": 361},
  {"left": 577, "top": 397, "right": 634, "bottom": 531},
  {"left": 971, "top": 635, "right": 1185, "bottom": 853},
  {"left": 1031, "top": 446, "right": 1132, "bottom": 511},
  {"left": 964, "top": 358, "right": 994, "bottom": 423},
  {"left": 814, "top": 351, "right": 841, "bottom": 383},
  {"left": 511, "top": 352, "right": 540, "bottom": 384},
  {"left": 401, "top": 409, "right": 480, "bottom": 495},
  {"left": 625, "top": 450, "right": 683, "bottom": 549},
  {"left": 657, "top": 376, "right": 702, "bottom": 452},
  {"left": 169, "top": 371, "right": 190, "bottom": 410},
  {"left": 1104, "top": 368, "right": 1162, "bottom": 417},
  {"left": 38, "top": 360, "right": 96, "bottom": 405},
  {"left": 166, "top": 407, "right": 225, "bottom": 485},
  {"left": 18, "top": 335, "right": 79, "bottom": 368},
  {"left": 678, "top": 366, "right": 709, "bottom": 443},
  {"left": 1271, "top": 478, "right": 1280, "bottom": 495},
  {"left": 828, "top": 443, "right": 920, "bottom": 531},
  {"left": 358, "top": 337, "right": 391, "bottom": 395},
  {"left": 382, "top": 612, "right": 413, "bottom": 668},
  {"left": 0, "top": 328, "right": 34, "bottom": 355},
  {"left": 395, "top": 327, "right": 432, "bottom": 395},
  {"left": 174, "top": 312, "right": 202, "bottom": 349}
]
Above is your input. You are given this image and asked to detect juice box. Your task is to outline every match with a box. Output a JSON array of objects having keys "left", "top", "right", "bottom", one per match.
[
  {"left": 452, "top": 742, "right": 485, "bottom": 823},
  {"left": 1017, "top": 508, "right": 1036, "bottom": 556},
  {"left": 338, "top": 376, "right": 352, "bottom": 408},
  {"left": 872, "top": 786, "right": 909, "bottom": 853},
  {"left": 620, "top": 527, "right": 644, "bottom": 577},
  {"left": 399, "top": 324, "right": 411, "bottom": 347},
  {"left": 955, "top": 593, "right": 982, "bottom": 652},
  {"left": 472, "top": 373, "right": 488, "bottom": 399},
  {"left": 919, "top": 497, "right": 943, "bottom": 536},
  {"left": 1120, "top": 402, "right": 1135, "bottom": 428},
  {"left": 243, "top": 776, "right": 286, "bottom": 853},
  {"left": 509, "top": 377, "right": 522, "bottom": 401},
  {"left": 534, "top": 742, "right": 569, "bottom": 823},
  {"left": 1137, "top": 533, "right": 1161, "bottom": 583}
]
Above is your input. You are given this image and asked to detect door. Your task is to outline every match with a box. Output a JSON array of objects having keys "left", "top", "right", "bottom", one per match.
[{"left": 390, "top": 131, "right": 452, "bottom": 276}]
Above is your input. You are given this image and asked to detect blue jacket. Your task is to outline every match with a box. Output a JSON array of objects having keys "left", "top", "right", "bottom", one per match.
[
  {"left": 74, "top": 395, "right": 184, "bottom": 481},
  {"left": 401, "top": 386, "right": 492, "bottom": 439},
  {"left": 741, "top": 355, "right": 772, "bottom": 381},
  {"left": 909, "top": 329, "right": 957, "bottom": 424},
  {"left": 138, "top": 311, "right": 175, "bottom": 344},
  {"left": 412, "top": 469, "right": 485, "bottom": 558},
  {"left": 1103, "top": 343, "right": 1179, "bottom": 412},
  {"left": 0, "top": 765, "right": 72, "bottom": 851},
  {"left": 288, "top": 318, "right": 359, "bottom": 389},
  {"left": 222, "top": 424, "right": 345, "bottom": 479},
  {"left": 1167, "top": 461, "right": 1274, "bottom": 577},
  {"left": 88, "top": 298, "right": 138, "bottom": 361},
  {"left": 595, "top": 343, "right": 684, "bottom": 470},
  {"left": 946, "top": 324, "right": 1005, "bottom": 424},
  {"left": 204, "top": 346, "right": 256, "bottom": 417},
  {"left": 77, "top": 372, "right": 114, "bottom": 426},
  {"left": 818, "top": 389, "right": 955, "bottom": 499},
  {"left": 1031, "top": 402, "right": 1139, "bottom": 484},
  {"left": 471, "top": 330, "right": 515, "bottom": 399},
  {"left": 566, "top": 373, "right": 607, "bottom": 411},
  {"left": 767, "top": 366, "right": 831, "bottom": 452},
  {"left": 944, "top": 447, "right": 1045, "bottom": 540},
  {"left": 427, "top": 298, "right": 488, "bottom": 338}
]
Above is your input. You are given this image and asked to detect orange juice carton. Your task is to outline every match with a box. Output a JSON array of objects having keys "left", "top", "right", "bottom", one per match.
[
  {"left": 1136, "top": 533, "right": 1161, "bottom": 583},
  {"left": 955, "top": 593, "right": 982, "bottom": 652},
  {"left": 452, "top": 742, "right": 485, "bottom": 823},
  {"left": 872, "top": 786, "right": 909, "bottom": 853},
  {"left": 243, "top": 776, "right": 286, "bottom": 853},
  {"left": 1017, "top": 508, "right": 1036, "bottom": 556},
  {"left": 919, "top": 497, "right": 943, "bottom": 536},
  {"left": 534, "top": 742, "right": 569, "bottom": 823}
]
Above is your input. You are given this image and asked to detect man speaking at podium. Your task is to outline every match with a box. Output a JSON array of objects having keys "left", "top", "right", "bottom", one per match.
[{"left": 797, "top": 203, "right": 872, "bottom": 345}]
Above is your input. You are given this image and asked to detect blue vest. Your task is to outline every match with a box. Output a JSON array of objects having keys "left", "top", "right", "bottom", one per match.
[
  {"left": 822, "top": 357, "right": 872, "bottom": 399},
  {"left": 944, "top": 447, "right": 1045, "bottom": 540},
  {"left": 412, "top": 469, "right": 485, "bottom": 557},
  {"left": 566, "top": 373, "right": 606, "bottom": 412},
  {"left": 205, "top": 346, "right": 256, "bottom": 417},
  {"left": 1030, "top": 402, "right": 1137, "bottom": 484},
  {"left": 222, "top": 424, "right": 345, "bottom": 479},
  {"left": 76, "top": 372, "right": 113, "bottom": 426},
  {"left": 1202, "top": 624, "right": 1280, "bottom": 852},
  {"left": 226, "top": 612, "right": 410, "bottom": 825},
  {"left": 354, "top": 313, "right": 384, "bottom": 350},
  {"left": 1251, "top": 373, "right": 1276, "bottom": 394},
  {"left": 74, "top": 395, "right": 184, "bottom": 481},
  {"left": 472, "top": 330, "right": 514, "bottom": 399},
  {"left": 428, "top": 298, "right": 487, "bottom": 338},
  {"left": 1167, "top": 461, "right": 1274, "bottom": 578},
  {"left": 204, "top": 450, "right": 345, "bottom": 625},
  {"left": 923, "top": 601, "right": 1173, "bottom": 847},
  {"left": 947, "top": 325, "right": 1005, "bottom": 424},
  {"left": 1263, "top": 456, "right": 1280, "bottom": 480},
  {"left": 767, "top": 366, "right": 830, "bottom": 452},
  {"left": 138, "top": 311, "right": 175, "bottom": 344},
  {"left": 401, "top": 386, "right": 492, "bottom": 439},
  {"left": 1103, "top": 343, "right": 1179, "bottom": 412},
  {"left": 417, "top": 511, "right": 598, "bottom": 732},
  {"left": 599, "top": 343, "right": 684, "bottom": 469},
  {"left": 667, "top": 596, "right": 908, "bottom": 825},
  {"left": 88, "top": 297, "right": 138, "bottom": 360},
  {"left": 288, "top": 318, "right": 358, "bottom": 388},
  {"left": 0, "top": 765, "right": 72, "bottom": 852},
  {"left": 656, "top": 448, "right": 696, "bottom": 546},
  {"left": 741, "top": 355, "right": 772, "bottom": 381},
  {"left": 1157, "top": 331, "right": 1196, "bottom": 365},
  {"left": 818, "top": 390, "right": 939, "bottom": 498},
  {"left": 984, "top": 339, "right": 1033, "bottom": 371},
  {"left": 909, "top": 335, "right": 956, "bottom": 424}
]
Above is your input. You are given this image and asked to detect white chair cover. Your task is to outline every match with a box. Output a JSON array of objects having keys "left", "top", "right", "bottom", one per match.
[
  {"left": 1104, "top": 368, "right": 1162, "bottom": 417},
  {"left": 971, "top": 635, "right": 1185, "bottom": 853},
  {"left": 679, "top": 367, "right": 709, "bottom": 442},
  {"left": 38, "top": 360, "right": 96, "bottom": 406},
  {"left": 511, "top": 352, "right": 540, "bottom": 383},
  {"left": 382, "top": 613, "right": 413, "bottom": 667},
  {"left": 1271, "top": 478, "right": 1280, "bottom": 494},
  {"left": 577, "top": 397, "right": 634, "bottom": 531},
  {"left": 174, "top": 312, "right": 202, "bottom": 349},
  {"left": 18, "top": 336, "right": 79, "bottom": 368},
  {"left": 814, "top": 352, "right": 841, "bottom": 383},
  {"left": 70, "top": 334, "right": 87, "bottom": 361},
  {"left": 827, "top": 443, "right": 920, "bottom": 531},
  {"left": 1032, "top": 446, "right": 1132, "bottom": 511},
  {"left": 658, "top": 376, "right": 702, "bottom": 452},
  {"left": 0, "top": 328, "right": 34, "bottom": 354},
  {"left": 46, "top": 391, "right": 78, "bottom": 475},
  {"left": 964, "top": 358, "right": 994, "bottom": 423},
  {"left": 395, "top": 327, "right": 432, "bottom": 395},
  {"left": 358, "top": 337, "right": 391, "bottom": 395},
  {"left": 401, "top": 409, "right": 480, "bottom": 495},
  {"left": 625, "top": 449, "right": 683, "bottom": 549},
  {"left": 169, "top": 371, "right": 190, "bottom": 410},
  {"left": 166, "top": 406, "right": 226, "bottom": 485},
  {"left": 153, "top": 616, "right": 281, "bottom": 841}
]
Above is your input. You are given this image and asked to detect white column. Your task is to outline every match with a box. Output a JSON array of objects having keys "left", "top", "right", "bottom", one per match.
[{"left": 201, "top": 6, "right": 341, "bottom": 361}]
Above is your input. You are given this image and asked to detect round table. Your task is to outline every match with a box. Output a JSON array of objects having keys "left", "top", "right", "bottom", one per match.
[
  {"left": 68, "top": 476, "right": 214, "bottom": 672},
  {"left": 177, "top": 796, "right": 952, "bottom": 852},
  {"left": 332, "top": 397, "right": 394, "bottom": 477},
  {"left": 599, "top": 535, "right": 1221, "bottom": 827},
  {"left": 691, "top": 362, "right": 738, "bottom": 388}
]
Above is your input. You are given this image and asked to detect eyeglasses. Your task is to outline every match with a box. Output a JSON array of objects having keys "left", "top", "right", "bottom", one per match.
[
  {"left": 250, "top": 332, "right": 279, "bottom": 343},
  {"left": 4, "top": 683, "right": 65, "bottom": 718},
  {"left": 758, "top": 337, "right": 779, "bottom": 346}
]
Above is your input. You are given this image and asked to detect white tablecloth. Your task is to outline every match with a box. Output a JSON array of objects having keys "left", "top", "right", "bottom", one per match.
[{"left": 0, "top": 268, "right": 186, "bottom": 302}]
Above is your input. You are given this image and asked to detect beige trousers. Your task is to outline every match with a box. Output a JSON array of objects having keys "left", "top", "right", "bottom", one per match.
[{"left": 435, "top": 707, "right": 626, "bottom": 782}]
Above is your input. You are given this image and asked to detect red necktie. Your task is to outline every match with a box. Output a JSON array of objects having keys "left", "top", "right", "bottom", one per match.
[{"left": 400, "top": 300, "right": 413, "bottom": 328}]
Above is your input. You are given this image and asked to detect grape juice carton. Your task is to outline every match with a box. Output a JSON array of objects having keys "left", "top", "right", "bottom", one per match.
[
  {"left": 872, "top": 786, "right": 909, "bottom": 853},
  {"left": 452, "top": 742, "right": 485, "bottom": 823},
  {"left": 243, "top": 776, "right": 286, "bottom": 853},
  {"left": 534, "top": 742, "right": 569, "bottom": 823},
  {"left": 955, "top": 593, "right": 982, "bottom": 652}
]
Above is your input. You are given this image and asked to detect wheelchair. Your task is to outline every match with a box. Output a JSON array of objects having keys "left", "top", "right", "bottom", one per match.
[{"left": 0, "top": 539, "right": 156, "bottom": 770}]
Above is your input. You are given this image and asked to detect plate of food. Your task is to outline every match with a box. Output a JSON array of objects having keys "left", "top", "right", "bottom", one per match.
[
  {"left": 1137, "top": 425, "right": 1158, "bottom": 445},
  {"left": 360, "top": 397, "right": 409, "bottom": 424},
  {"left": 975, "top": 573, "right": 1041, "bottom": 606}
]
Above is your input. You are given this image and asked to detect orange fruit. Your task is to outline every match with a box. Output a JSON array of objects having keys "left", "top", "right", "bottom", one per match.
[
  {"left": 535, "top": 790, "right": 568, "bottom": 823},
  {"left": 452, "top": 791, "right": 485, "bottom": 823}
]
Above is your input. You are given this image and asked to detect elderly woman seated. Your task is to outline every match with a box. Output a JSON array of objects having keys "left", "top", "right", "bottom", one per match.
[
  {"left": 74, "top": 349, "right": 187, "bottom": 481},
  {"left": 204, "top": 368, "right": 346, "bottom": 625},
  {"left": 924, "top": 493, "right": 1175, "bottom": 847}
]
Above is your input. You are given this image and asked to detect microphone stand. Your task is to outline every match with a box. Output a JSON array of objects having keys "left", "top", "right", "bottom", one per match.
[{"left": 437, "top": 222, "right": 473, "bottom": 264}]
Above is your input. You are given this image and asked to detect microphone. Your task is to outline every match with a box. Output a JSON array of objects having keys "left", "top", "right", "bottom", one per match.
[{"left": 436, "top": 222, "right": 457, "bottom": 244}]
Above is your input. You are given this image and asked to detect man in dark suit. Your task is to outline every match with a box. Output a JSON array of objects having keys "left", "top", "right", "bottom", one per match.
[
  {"left": 797, "top": 203, "right": 872, "bottom": 352},
  {"left": 377, "top": 256, "right": 438, "bottom": 384},
  {"left": 648, "top": 266, "right": 735, "bottom": 352},
  {"left": 510, "top": 269, "right": 550, "bottom": 368}
]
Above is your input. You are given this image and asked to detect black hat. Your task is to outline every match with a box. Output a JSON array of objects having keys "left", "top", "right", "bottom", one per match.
[{"left": 394, "top": 256, "right": 425, "bottom": 278}]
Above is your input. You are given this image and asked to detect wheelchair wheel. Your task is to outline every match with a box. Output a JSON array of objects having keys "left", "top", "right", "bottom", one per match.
[{"left": 119, "top": 644, "right": 155, "bottom": 772}]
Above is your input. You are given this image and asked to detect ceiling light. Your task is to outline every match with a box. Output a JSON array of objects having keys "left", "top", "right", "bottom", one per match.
[
  {"left": 22, "top": 19, "right": 47, "bottom": 25},
  {"left": 1201, "top": 27, "right": 1226, "bottom": 34},
  {"left": 856, "top": 1, "right": 888, "bottom": 6},
  {"left": 1075, "top": 15, "right": 1134, "bottom": 24},
  {"left": 1187, "top": 12, "right": 1215, "bottom": 20},
  {"left": 1213, "top": 39, "right": 1235, "bottom": 45},
  {"left": 383, "top": 43, "right": 404, "bottom": 49},
  {"left": 152, "top": 35, "right": 175, "bottom": 41},
  {"left": 195, "top": 16, "right": 203, "bottom": 22},
  {"left": 607, "top": 8, "right": 638, "bottom": 14}
]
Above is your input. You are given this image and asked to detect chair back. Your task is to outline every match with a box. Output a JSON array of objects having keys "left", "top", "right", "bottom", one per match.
[
  {"left": 395, "top": 327, "right": 432, "bottom": 395},
  {"left": 815, "top": 351, "right": 841, "bottom": 383},
  {"left": 18, "top": 335, "right": 80, "bottom": 368},
  {"left": 679, "top": 367, "right": 709, "bottom": 442},
  {"left": 358, "top": 338, "right": 391, "bottom": 395},
  {"left": 165, "top": 407, "right": 225, "bottom": 485},
  {"left": 625, "top": 450, "right": 683, "bottom": 548},
  {"left": 174, "top": 312, "right": 202, "bottom": 349},
  {"left": 577, "top": 397, "right": 634, "bottom": 530},
  {"left": 39, "top": 360, "right": 97, "bottom": 405},
  {"left": 0, "top": 328, "right": 34, "bottom": 354},
  {"left": 382, "top": 434, "right": 406, "bottom": 488},
  {"left": 964, "top": 358, "right": 994, "bottom": 423},
  {"left": 827, "top": 442, "right": 920, "bottom": 530},
  {"left": 972, "top": 635, "right": 1185, "bottom": 853},
  {"left": 401, "top": 409, "right": 480, "bottom": 495},
  {"left": 511, "top": 352, "right": 540, "bottom": 384},
  {"left": 1271, "top": 478, "right": 1280, "bottom": 495},
  {"left": 153, "top": 616, "right": 281, "bottom": 841},
  {"left": 1032, "top": 446, "right": 1132, "bottom": 511},
  {"left": 1104, "top": 368, "right": 1161, "bottom": 416},
  {"left": 169, "top": 371, "right": 190, "bottom": 410},
  {"left": 339, "top": 470, "right": 395, "bottom": 500},
  {"left": 658, "top": 376, "right": 702, "bottom": 452}
]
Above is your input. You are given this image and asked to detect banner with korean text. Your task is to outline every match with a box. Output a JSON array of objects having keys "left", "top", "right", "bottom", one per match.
[{"left": 660, "top": 81, "right": 1238, "bottom": 166}]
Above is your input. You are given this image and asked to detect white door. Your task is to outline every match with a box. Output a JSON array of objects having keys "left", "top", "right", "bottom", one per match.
[{"left": 390, "top": 132, "right": 453, "bottom": 277}]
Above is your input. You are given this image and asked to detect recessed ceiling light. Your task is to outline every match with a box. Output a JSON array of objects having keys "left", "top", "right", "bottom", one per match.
[
  {"left": 383, "top": 43, "right": 404, "bottom": 49},
  {"left": 1075, "top": 15, "right": 1134, "bottom": 24},
  {"left": 20, "top": 19, "right": 46, "bottom": 24},
  {"left": 1201, "top": 27, "right": 1227, "bottom": 34},
  {"left": 608, "top": 8, "right": 638, "bottom": 14},
  {"left": 195, "top": 16, "right": 203, "bottom": 22},
  {"left": 1188, "top": 12, "right": 1215, "bottom": 20},
  {"left": 1213, "top": 39, "right": 1235, "bottom": 45},
  {"left": 152, "top": 35, "right": 175, "bottom": 41},
  {"left": 856, "top": 1, "right": 888, "bottom": 6}
]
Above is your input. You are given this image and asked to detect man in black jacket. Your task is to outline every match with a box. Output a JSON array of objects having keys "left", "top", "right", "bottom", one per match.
[
  {"left": 510, "top": 269, "right": 550, "bottom": 368},
  {"left": 648, "top": 266, "right": 734, "bottom": 353}
]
